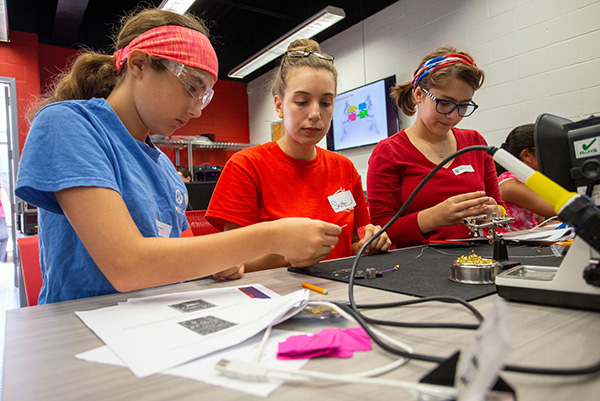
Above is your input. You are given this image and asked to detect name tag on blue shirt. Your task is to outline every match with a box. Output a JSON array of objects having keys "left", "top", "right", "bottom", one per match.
[{"left": 156, "top": 220, "right": 172, "bottom": 238}]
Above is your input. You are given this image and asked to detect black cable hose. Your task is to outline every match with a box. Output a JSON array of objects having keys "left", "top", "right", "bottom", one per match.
[
  {"left": 358, "top": 296, "right": 482, "bottom": 329},
  {"left": 347, "top": 145, "right": 491, "bottom": 312},
  {"left": 344, "top": 145, "right": 600, "bottom": 376},
  {"left": 336, "top": 302, "right": 600, "bottom": 376},
  {"left": 335, "top": 302, "right": 445, "bottom": 364},
  {"left": 359, "top": 315, "right": 478, "bottom": 330},
  {"left": 504, "top": 360, "right": 600, "bottom": 375},
  {"left": 357, "top": 295, "right": 485, "bottom": 321}
]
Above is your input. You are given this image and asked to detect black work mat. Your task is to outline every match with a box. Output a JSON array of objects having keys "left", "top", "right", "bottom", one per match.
[{"left": 288, "top": 244, "right": 563, "bottom": 301}]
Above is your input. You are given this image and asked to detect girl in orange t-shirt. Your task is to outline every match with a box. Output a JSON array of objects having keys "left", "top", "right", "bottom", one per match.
[{"left": 207, "top": 39, "right": 391, "bottom": 271}]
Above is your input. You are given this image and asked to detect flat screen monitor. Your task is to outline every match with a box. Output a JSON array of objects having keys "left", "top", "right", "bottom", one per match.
[
  {"left": 185, "top": 182, "right": 217, "bottom": 211},
  {"left": 534, "top": 113, "right": 600, "bottom": 204},
  {"left": 326, "top": 75, "right": 398, "bottom": 151}
]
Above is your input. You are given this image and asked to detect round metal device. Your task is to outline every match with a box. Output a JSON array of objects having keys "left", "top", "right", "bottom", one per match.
[{"left": 449, "top": 261, "right": 501, "bottom": 284}]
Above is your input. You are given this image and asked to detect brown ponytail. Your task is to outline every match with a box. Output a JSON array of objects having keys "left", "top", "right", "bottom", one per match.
[
  {"left": 269, "top": 38, "right": 338, "bottom": 99},
  {"left": 28, "top": 8, "right": 209, "bottom": 121},
  {"left": 390, "top": 45, "right": 484, "bottom": 117}
]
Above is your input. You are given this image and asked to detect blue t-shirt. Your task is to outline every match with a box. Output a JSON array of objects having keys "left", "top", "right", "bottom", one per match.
[{"left": 16, "top": 98, "right": 189, "bottom": 304}]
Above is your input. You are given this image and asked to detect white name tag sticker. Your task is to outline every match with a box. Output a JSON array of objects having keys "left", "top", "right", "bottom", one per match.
[
  {"left": 328, "top": 190, "right": 356, "bottom": 213},
  {"left": 453, "top": 165, "right": 475, "bottom": 175},
  {"left": 156, "top": 220, "right": 172, "bottom": 238}
]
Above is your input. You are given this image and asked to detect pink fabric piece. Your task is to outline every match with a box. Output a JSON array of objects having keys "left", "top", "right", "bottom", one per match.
[
  {"left": 497, "top": 171, "right": 539, "bottom": 232},
  {"left": 277, "top": 327, "right": 372, "bottom": 360}
]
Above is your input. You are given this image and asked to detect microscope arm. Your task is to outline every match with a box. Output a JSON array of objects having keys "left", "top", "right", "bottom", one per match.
[{"left": 489, "top": 147, "right": 600, "bottom": 254}]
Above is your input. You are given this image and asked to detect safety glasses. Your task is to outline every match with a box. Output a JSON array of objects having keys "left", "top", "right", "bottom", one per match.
[{"left": 160, "top": 59, "right": 214, "bottom": 110}]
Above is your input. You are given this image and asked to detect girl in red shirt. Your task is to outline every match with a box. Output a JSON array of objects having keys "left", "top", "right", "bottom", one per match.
[{"left": 367, "top": 46, "right": 504, "bottom": 248}]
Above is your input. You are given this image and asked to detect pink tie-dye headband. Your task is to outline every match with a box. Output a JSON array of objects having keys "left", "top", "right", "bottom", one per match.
[{"left": 113, "top": 25, "right": 218, "bottom": 82}]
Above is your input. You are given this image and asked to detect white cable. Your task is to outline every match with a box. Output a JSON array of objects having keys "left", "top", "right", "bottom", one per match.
[
  {"left": 227, "top": 301, "right": 449, "bottom": 397},
  {"left": 246, "top": 300, "right": 416, "bottom": 385},
  {"left": 267, "top": 365, "right": 457, "bottom": 399},
  {"left": 528, "top": 216, "right": 560, "bottom": 231},
  {"left": 308, "top": 301, "right": 415, "bottom": 354},
  {"left": 254, "top": 324, "right": 272, "bottom": 363},
  {"left": 216, "top": 359, "right": 457, "bottom": 399},
  {"left": 304, "top": 301, "right": 414, "bottom": 376}
]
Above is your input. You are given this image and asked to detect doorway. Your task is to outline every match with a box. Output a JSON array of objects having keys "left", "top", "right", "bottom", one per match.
[{"left": 0, "top": 78, "right": 20, "bottom": 293}]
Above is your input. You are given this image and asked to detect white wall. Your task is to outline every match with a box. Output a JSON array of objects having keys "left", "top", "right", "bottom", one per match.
[{"left": 247, "top": 0, "right": 600, "bottom": 188}]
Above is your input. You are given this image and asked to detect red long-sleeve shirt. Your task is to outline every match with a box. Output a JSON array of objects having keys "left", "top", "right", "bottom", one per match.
[{"left": 367, "top": 128, "right": 503, "bottom": 248}]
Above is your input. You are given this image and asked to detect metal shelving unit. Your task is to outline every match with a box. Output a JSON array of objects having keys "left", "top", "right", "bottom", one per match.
[{"left": 152, "top": 137, "right": 252, "bottom": 171}]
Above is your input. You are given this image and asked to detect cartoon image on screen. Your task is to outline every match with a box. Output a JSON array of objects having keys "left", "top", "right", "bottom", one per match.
[
  {"left": 327, "top": 76, "right": 398, "bottom": 151},
  {"left": 340, "top": 95, "right": 380, "bottom": 142}
]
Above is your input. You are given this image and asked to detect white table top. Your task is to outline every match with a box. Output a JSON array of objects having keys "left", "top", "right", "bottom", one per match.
[{"left": 3, "top": 266, "right": 600, "bottom": 401}]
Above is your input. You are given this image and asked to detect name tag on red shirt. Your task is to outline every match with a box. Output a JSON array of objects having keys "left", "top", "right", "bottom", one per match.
[
  {"left": 452, "top": 164, "right": 475, "bottom": 175},
  {"left": 328, "top": 190, "right": 356, "bottom": 213}
]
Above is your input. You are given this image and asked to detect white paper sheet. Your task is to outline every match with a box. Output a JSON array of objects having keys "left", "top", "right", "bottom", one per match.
[
  {"left": 454, "top": 227, "right": 574, "bottom": 244},
  {"left": 75, "top": 284, "right": 309, "bottom": 378},
  {"left": 501, "top": 227, "right": 574, "bottom": 242},
  {"left": 76, "top": 329, "right": 308, "bottom": 398}
]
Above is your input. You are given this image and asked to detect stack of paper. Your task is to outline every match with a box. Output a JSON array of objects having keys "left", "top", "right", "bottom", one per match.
[
  {"left": 502, "top": 226, "right": 574, "bottom": 243},
  {"left": 77, "top": 328, "right": 308, "bottom": 397},
  {"left": 75, "top": 284, "right": 309, "bottom": 378}
]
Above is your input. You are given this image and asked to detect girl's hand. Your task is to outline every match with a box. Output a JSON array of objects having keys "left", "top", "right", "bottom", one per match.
[
  {"left": 356, "top": 224, "right": 392, "bottom": 255},
  {"left": 271, "top": 218, "right": 341, "bottom": 264},
  {"left": 212, "top": 264, "right": 244, "bottom": 280},
  {"left": 418, "top": 191, "right": 494, "bottom": 233},
  {"left": 481, "top": 196, "right": 501, "bottom": 222}
]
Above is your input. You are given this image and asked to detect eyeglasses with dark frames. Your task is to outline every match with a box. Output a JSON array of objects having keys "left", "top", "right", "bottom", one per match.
[
  {"left": 285, "top": 50, "right": 334, "bottom": 61},
  {"left": 421, "top": 87, "right": 479, "bottom": 117},
  {"left": 160, "top": 59, "right": 214, "bottom": 110}
]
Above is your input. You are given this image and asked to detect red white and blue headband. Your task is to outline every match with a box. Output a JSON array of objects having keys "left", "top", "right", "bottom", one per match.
[
  {"left": 113, "top": 25, "right": 219, "bottom": 82},
  {"left": 411, "top": 53, "right": 475, "bottom": 89}
]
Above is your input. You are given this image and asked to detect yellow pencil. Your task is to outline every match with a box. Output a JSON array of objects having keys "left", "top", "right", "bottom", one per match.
[{"left": 301, "top": 282, "right": 328, "bottom": 295}]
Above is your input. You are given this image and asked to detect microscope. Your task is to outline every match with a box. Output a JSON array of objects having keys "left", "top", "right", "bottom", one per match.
[{"left": 490, "top": 145, "right": 600, "bottom": 311}]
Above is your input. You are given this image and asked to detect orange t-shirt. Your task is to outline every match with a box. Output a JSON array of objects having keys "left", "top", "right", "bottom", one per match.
[{"left": 206, "top": 142, "right": 370, "bottom": 260}]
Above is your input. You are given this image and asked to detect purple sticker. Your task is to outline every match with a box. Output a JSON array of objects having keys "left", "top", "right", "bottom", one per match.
[{"left": 238, "top": 286, "right": 271, "bottom": 299}]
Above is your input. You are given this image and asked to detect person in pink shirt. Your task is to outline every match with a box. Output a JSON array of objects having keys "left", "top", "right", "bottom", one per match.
[{"left": 496, "top": 124, "right": 556, "bottom": 231}]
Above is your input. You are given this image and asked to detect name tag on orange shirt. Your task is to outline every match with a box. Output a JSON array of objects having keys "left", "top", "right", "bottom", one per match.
[
  {"left": 328, "top": 190, "right": 356, "bottom": 213},
  {"left": 452, "top": 165, "right": 475, "bottom": 175}
]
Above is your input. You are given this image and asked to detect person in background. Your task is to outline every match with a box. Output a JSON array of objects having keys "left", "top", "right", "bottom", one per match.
[
  {"left": 177, "top": 166, "right": 192, "bottom": 182},
  {"left": 206, "top": 39, "right": 390, "bottom": 271},
  {"left": 367, "top": 45, "right": 504, "bottom": 248},
  {"left": 496, "top": 124, "right": 556, "bottom": 231},
  {"left": 15, "top": 8, "right": 341, "bottom": 304}
]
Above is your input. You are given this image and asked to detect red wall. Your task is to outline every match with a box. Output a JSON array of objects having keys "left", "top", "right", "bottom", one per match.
[
  {"left": 38, "top": 44, "right": 80, "bottom": 93},
  {"left": 169, "top": 79, "right": 250, "bottom": 168},
  {"left": 0, "top": 31, "right": 41, "bottom": 155},
  {"left": 0, "top": 30, "right": 249, "bottom": 167}
]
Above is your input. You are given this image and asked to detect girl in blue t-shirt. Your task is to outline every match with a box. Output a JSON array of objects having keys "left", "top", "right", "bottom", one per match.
[{"left": 16, "top": 8, "right": 341, "bottom": 304}]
